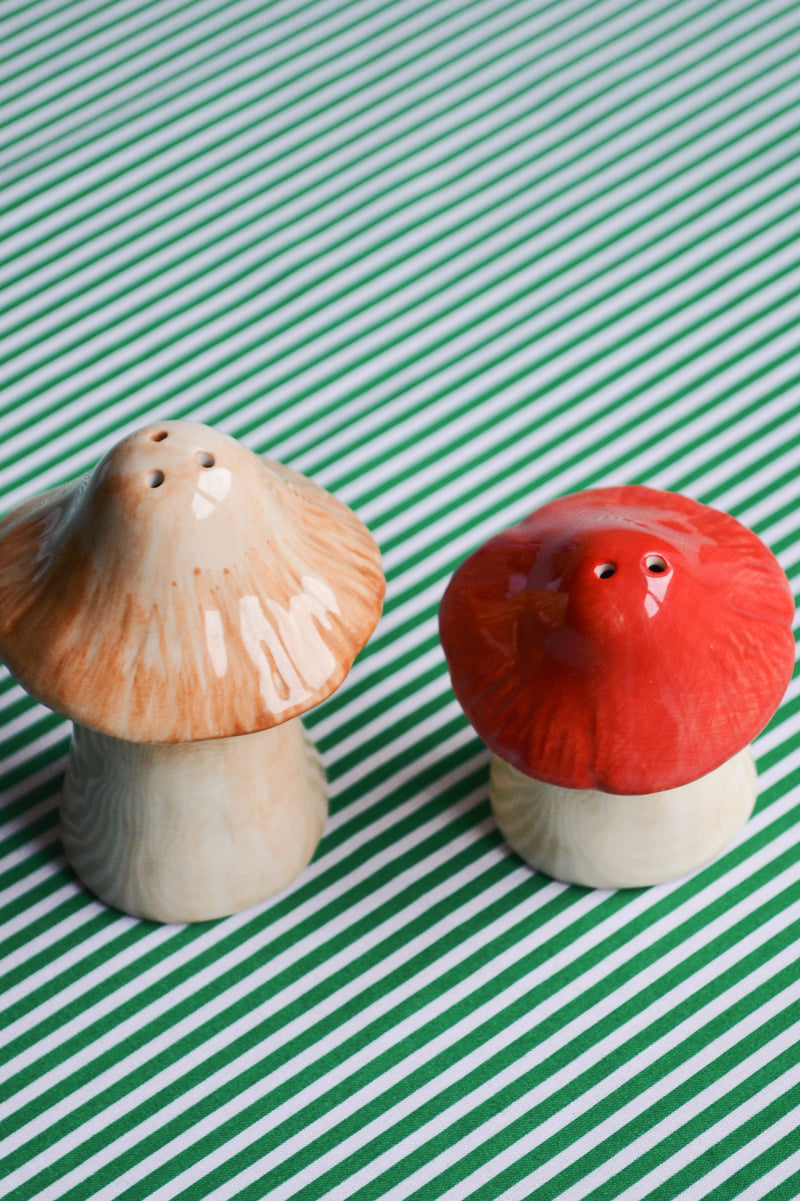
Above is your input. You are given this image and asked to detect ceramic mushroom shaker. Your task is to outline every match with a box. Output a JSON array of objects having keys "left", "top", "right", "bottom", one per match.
[
  {"left": 439, "top": 485, "right": 795, "bottom": 889},
  {"left": 0, "top": 421, "right": 384, "bottom": 921}
]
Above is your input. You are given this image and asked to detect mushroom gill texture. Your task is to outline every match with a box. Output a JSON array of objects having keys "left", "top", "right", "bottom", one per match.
[
  {"left": 439, "top": 485, "right": 796, "bottom": 795},
  {"left": 0, "top": 421, "right": 385, "bottom": 743}
]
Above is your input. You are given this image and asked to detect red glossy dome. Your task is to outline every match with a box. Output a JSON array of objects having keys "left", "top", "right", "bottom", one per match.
[{"left": 439, "top": 486, "right": 796, "bottom": 795}]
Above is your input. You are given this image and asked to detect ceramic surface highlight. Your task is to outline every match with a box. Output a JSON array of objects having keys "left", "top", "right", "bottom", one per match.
[
  {"left": 0, "top": 420, "right": 385, "bottom": 920},
  {"left": 439, "top": 485, "right": 795, "bottom": 796},
  {"left": 0, "top": 420, "right": 385, "bottom": 743}
]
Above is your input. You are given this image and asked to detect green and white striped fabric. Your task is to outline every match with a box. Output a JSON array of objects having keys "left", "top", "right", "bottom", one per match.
[{"left": 2, "top": 0, "right": 800, "bottom": 1197}]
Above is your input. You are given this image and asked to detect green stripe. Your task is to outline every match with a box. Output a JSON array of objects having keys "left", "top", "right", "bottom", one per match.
[
  {"left": 3, "top": 32, "right": 792, "bottom": 502},
  {"left": 123, "top": 805, "right": 800, "bottom": 1200},
  {"left": 0, "top": 0, "right": 458, "bottom": 164},
  {"left": 3, "top": 1, "right": 800, "bottom": 1196},
  {"left": 9, "top": 759, "right": 799, "bottom": 1193}
]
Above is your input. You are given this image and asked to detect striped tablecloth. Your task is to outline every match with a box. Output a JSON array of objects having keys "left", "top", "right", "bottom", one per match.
[{"left": 3, "top": 0, "right": 800, "bottom": 1197}]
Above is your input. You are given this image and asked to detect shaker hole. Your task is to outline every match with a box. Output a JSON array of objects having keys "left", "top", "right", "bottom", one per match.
[
  {"left": 646, "top": 555, "right": 667, "bottom": 573},
  {"left": 195, "top": 451, "right": 215, "bottom": 468},
  {"left": 147, "top": 470, "right": 165, "bottom": 488},
  {"left": 151, "top": 431, "right": 168, "bottom": 442},
  {"left": 594, "top": 563, "right": 616, "bottom": 579}
]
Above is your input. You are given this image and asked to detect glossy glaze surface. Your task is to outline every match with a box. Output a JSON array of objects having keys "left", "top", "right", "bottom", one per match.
[
  {"left": 440, "top": 486, "right": 795, "bottom": 794},
  {"left": 491, "top": 747, "right": 756, "bottom": 888},
  {"left": 62, "top": 718, "right": 327, "bottom": 922},
  {"left": 0, "top": 421, "right": 385, "bottom": 742}
]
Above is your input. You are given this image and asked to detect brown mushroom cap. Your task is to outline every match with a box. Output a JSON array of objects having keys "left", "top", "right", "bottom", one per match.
[
  {"left": 439, "top": 485, "right": 796, "bottom": 795},
  {"left": 0, "top": 421, "right": 384, "bottom": 743}
]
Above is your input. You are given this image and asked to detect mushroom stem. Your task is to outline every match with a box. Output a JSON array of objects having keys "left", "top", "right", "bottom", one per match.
[
  {"left": 61, "top": 719, "right": 327, "bottom": 922},
  {"left": 490, "top": 747, "right": 757, "bottom": 889}
]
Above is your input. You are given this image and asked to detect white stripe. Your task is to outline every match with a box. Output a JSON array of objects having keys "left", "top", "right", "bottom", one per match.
[
  {"left": 4, "top": 0, "right": 800, "bottom": 1196},
  {"left": 2, "top": 608, "right": 796, "bottom": 914},
  {"left": 4, "top": 97, "right": 798, "bottom": 512},
  {"left": 2, "top": 0, "right": 321, "bottom": 120},
  {"left": 356, "top": 306, "right": 800, "bottom": 541},
  {"left": 1, "top": 0, "right": 615, "bottom": 248},
  {"left": 3, "top": 408, "right": 771, "bottom": 803},
  {"left": 9, "top": 768, "right": 800, "bottom": 1193},
  {"left": 140, "top": 830, "right": 800, "bottom": 1200},
  {"left": 0, "top": 878, "right": 79, "bottom": 945},
  {"left": 0, "top": 726, "right": 70, "bottom": 778},
  {"left": 2, "top": 166, "right": 798, "bottom": 531},
  {"left": 1, "top": 14, "right": 792, "bottom": 482},
  {"left": 0, "top": 0, "right": 711, "bottom": 417},
  {"left": 1, "top": 0, "right": 354, "bottom": 153},
  {"left": 1, "top": 810, "right": 501, "bottom": 1174},
  {"left": 2, "top": 0, "right": 575, "bottom": 176},
  {"left": 0, "top": 0, "right": 103, "bottom": 44},
  {"left": 716, "top": 1132, "right": 800, "bottom": 1201},
  {"left": 0, "top": 756, "right": 68, "bottom": 818},
  {"left": 0, "top": 734, "right": 486, "bottom": 1002},
  {"left": 5, "top": 0, "right": 783, "bottom": 364},
  {"left": 0, "top": 182, "right": 792, "bottom": 557},
  {"left": 0, "top": 778, "right": 491, "bottom": 1063},
  {"left": 758, "top": 741, "right": 800, "bottom": 790},
  {"left": 0, "top": 0, "right": 163, "bottom": 75},
  {"left": 372, "top": 369, "right": 800, "bottom": 603},
  {"left": 757, "top": 509, "right": 800, "bottom": 554},
  {"left": 439, "top": 1007, "right": 800, "bottom": 1201},
  {"left": 0, "top": 829, "right": 60, "bottom": 885},
  {"left": 0, "top": 682, "right": 40, "bottom": 725},
  {"left": 0, "top": 705, "right": 62, "bottom": 751},
  {"left": 568, "top": 1046, "right": 800, "bottom": 1200}
]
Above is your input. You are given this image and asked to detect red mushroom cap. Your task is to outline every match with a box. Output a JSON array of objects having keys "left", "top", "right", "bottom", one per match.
[{"left": 439, "top": 485, "right": 796, "bottom": 795}]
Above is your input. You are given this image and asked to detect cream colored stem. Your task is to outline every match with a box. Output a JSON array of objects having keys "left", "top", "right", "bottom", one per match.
[
  {"left": 61, "top": 719, "right": 327, "bottom": 922},
  {"left": 490, "top": 747, "right": 757, "bottom": 889}
]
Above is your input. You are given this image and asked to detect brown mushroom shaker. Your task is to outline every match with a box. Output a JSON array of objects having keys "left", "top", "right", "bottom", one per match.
[
  {"left": 0, "top": 420, "right": 385, "bottom": 921},
  {"left": 439, "top": 485, "right": 795, "bottom": 888}
]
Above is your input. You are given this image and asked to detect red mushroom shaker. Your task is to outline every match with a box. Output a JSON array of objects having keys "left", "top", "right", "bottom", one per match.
[{"left": 439, "top": 486, "right": 795, "bottom": 888}]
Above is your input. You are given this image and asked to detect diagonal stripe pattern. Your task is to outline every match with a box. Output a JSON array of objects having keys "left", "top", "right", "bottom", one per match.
[{"left": 1, "top": 0, "right": 800, "bottom": 1197}]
